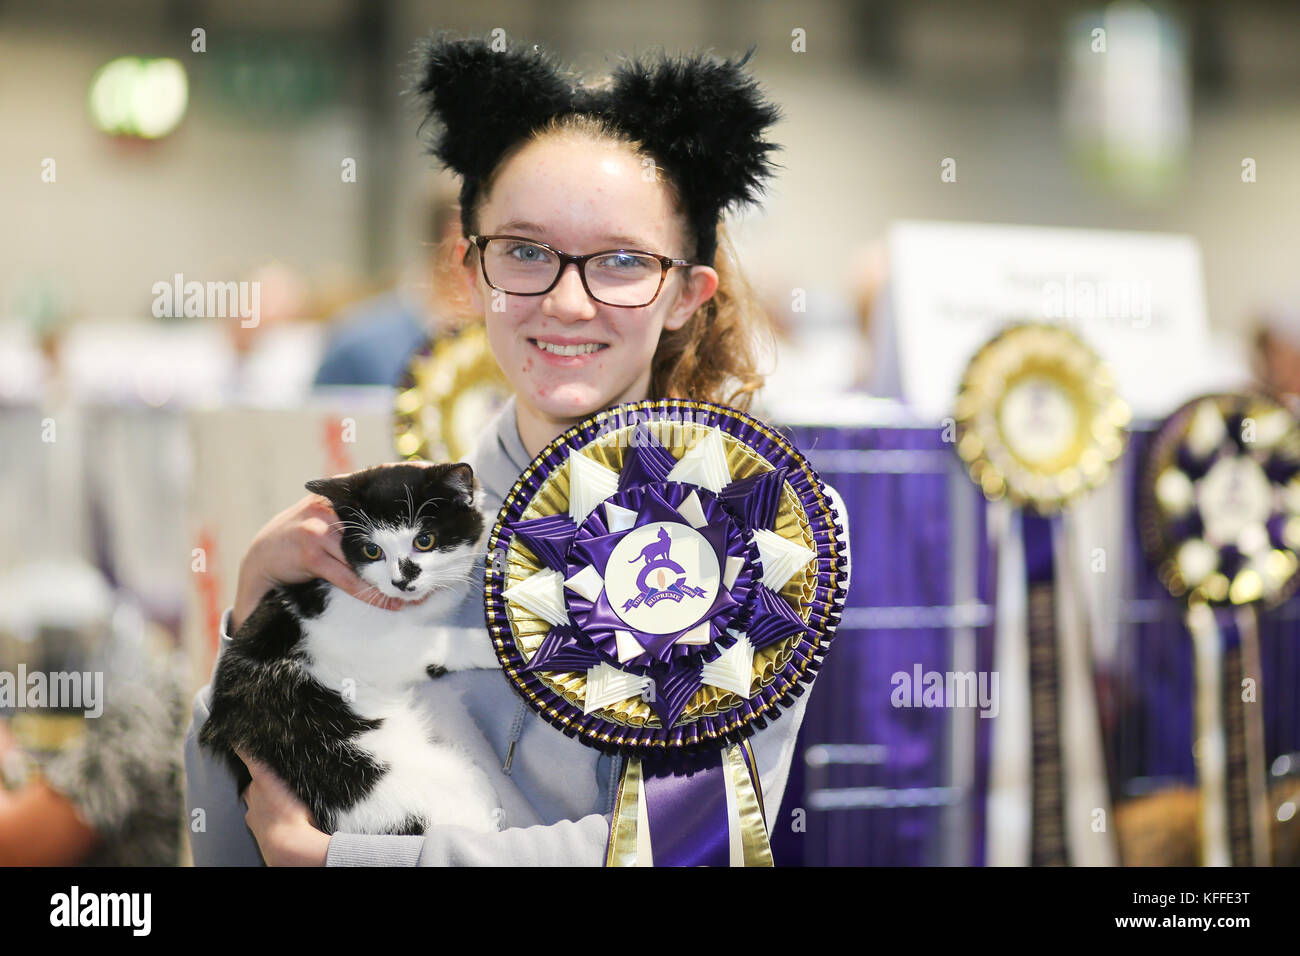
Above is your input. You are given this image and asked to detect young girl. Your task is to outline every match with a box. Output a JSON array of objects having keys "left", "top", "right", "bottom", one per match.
[{"left": 184, "top": 36, "right": 848, "bottom": 866}]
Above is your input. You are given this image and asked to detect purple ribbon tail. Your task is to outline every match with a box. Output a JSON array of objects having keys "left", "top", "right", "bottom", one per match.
[
  {"left": 640, "top": 751, "right": 733, "bottom": 867},
  {"left": 1213, "top": 606, "right": 1241, "bottom": 650},
  {"left": 1021, "top": 510, "right": 1055, "bottom": 584}
]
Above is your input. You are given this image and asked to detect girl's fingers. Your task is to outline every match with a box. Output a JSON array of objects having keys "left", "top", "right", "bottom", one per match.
[
  {"left": 234, "top": 750, "right": 293, "bottom": 800},
  {"left": 319, "top": 531, "right": 348, "bottom": 567},
  {"left": 313, "top": 553, "right": 406, "bottom": 611},
  {"left": 234, "top": 748, "right": 262, "bottom": 805}
]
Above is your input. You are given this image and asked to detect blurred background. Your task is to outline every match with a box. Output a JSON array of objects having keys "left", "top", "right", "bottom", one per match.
[{"left": 2, "top": 0, "right": 1299, "bottom": 866}]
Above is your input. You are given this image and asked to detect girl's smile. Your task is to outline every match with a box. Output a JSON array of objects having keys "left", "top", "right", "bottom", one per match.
[{"left": 527, "top": 335, "right": 611, "bottom": 365}]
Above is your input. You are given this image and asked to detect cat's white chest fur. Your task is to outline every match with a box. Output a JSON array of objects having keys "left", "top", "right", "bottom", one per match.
[{"left": 299, "top": 588, "right": 502, "bottom": 835}]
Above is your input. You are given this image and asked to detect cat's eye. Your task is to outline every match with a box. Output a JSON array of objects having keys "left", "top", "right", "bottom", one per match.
[
  {"left": 413, "top": 533, "right": 435, "bottom": 552},
  {"left": 362, "top": 542, "right": 383, "bottom": 561}
]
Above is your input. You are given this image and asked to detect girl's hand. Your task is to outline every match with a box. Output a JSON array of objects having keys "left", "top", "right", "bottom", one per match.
[
  {"left": 232, "top": 492, "right": 405, "bottom": 631},
  {"left": 235, "top": 749, "right": 330, "bottom": 867}
]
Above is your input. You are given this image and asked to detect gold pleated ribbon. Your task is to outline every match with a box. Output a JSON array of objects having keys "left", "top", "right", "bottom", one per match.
[{"left": 605, "top": 740, "right": 774, "bottom": 867}]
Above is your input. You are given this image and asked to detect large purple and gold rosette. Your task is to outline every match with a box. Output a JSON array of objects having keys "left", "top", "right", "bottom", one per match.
[{"left": 484, "top": 400, "right": 848, "bottom": 757}]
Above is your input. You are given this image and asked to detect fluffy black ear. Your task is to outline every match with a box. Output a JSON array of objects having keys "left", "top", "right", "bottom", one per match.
[
  {"left": 406, "top": 32, "right": 577, "bottom": 213},
  {"left": 600, "top": 46, "right": 783, "bottom": 265},
  {"left": 436, "top": 462, "right": 476, "bottom": 508}
]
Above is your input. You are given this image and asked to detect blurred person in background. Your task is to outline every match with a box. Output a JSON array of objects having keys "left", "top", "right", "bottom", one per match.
[
  {"left": 223, "top": 260, "right": 319, "bottom": 402},
  {"left": 313, "top": 182, "right": 462, "bottom": 387},
  {"left": 1252, "top": 294, "right": 1300, "bottom": 411},
  {"left": 848, "top": 240, "right": 888, "bottom": 393}
]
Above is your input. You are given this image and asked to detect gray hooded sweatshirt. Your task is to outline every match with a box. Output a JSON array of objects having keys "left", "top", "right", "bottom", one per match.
[{"left": 183, "top": 397, "right": 846, "bottom": 865}]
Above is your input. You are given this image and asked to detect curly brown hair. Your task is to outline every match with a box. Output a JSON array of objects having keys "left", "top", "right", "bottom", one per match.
[{"left": 430, "top": 112, "right": 773, "bottom": 412}]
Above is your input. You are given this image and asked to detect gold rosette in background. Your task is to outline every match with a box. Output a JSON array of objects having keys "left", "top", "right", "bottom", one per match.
[
  {"left": 393, "top": 324, "right": 510, "bottom": 463},
  {"left": 954, "top": 322, "right": 1130, "bottom": 513},
  {"left": 953, "top": 321, "right": 1125, "bottom": 867}
]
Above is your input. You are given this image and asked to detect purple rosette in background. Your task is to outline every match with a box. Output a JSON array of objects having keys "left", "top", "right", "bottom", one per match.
[{"left": 1138, "top": 391, "right": 1300, "bottom": 867}]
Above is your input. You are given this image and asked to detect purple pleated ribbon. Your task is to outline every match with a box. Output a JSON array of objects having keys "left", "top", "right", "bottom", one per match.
[{"left": 639, "top": 751, "right": 734, "bottom": 867}]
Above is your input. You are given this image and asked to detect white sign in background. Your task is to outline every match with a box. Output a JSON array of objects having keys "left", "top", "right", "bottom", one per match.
[{"left": 887, "top": 220, "right": 1251, "bottom": 422}]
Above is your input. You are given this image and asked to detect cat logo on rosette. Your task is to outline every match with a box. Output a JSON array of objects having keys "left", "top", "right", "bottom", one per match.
[{"left": 606, "top": 522, "right": 717, "bottom": 637}]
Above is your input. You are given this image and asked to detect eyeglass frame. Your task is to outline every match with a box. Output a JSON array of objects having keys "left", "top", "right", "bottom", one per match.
[{"left": 465, "top": 234, "right": 701, "bottom": 308}]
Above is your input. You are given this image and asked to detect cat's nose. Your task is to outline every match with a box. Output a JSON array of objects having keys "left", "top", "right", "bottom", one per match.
[{"left": 392, "top": 578, "right": 413, "bottom": 591}]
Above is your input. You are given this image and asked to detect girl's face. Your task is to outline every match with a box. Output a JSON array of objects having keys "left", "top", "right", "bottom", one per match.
[{"left": 458, "top": 136, "right": 719, "bottom": 432}]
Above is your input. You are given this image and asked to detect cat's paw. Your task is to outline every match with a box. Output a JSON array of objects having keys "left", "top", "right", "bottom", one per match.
[
  {"left": 424, "top": 626, "right": 499, "bottom": 673},
  {"left": 471, "top": 805, "right": 507, "bottom": 833}
]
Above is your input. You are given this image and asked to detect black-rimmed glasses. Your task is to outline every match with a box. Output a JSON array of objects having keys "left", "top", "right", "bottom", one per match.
[{"left": 466, "top": 234, "right": 699, "bottom": 308}]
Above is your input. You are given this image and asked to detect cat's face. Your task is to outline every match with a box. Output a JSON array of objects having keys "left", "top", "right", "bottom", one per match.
[{"left": 306, "top": 462, "right": 485, "bottom": 603}]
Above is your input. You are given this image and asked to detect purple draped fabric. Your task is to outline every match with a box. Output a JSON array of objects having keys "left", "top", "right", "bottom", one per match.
[
  {"left": 1116, "top": 428, "right": 1197, "bottom": 787},
  {"left": 772, "top": 419, "right": 1300, "bottom": 866},
  {"left": 772, "top": 422, "right": 958, "bottom": 866}
]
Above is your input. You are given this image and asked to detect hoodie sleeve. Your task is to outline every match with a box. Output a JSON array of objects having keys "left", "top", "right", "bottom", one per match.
[
  {"left": 325, "top": 812, "right": 612, "bottom": 867},
  {"left": 183, "top": 610, "right": 266, "bottom": 866}
]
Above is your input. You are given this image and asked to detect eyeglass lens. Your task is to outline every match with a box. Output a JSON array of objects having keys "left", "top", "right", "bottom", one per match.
[{"left": 482, "top": 238, "right": 663, "bottom": 307}]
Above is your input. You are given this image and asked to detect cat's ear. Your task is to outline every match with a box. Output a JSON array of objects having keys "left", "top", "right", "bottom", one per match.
[
  {"left": 306, "top": 475, "right": 353, "bottom": 505},
  {"left": 439, "top": 463, "right": 476, "bottom": 508}
]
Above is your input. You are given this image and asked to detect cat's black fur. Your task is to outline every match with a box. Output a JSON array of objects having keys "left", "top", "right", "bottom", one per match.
[{"left": 198, "top": 461, "right": 486, "bottom": 838}]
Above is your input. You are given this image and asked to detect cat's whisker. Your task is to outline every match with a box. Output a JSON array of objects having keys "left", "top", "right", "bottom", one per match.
[{"left": 425, "top": 570, "right": 478, "bottom": 590}]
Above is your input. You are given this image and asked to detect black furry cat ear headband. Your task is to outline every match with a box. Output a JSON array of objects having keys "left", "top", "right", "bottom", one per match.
[{"left": 407, "top": 32, "right": 783, "bottom": 268}]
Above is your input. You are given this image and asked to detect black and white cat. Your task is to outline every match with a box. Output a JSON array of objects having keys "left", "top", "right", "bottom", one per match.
[{"left": 199, "top": 461, "right": 501, "bottom": 838}]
